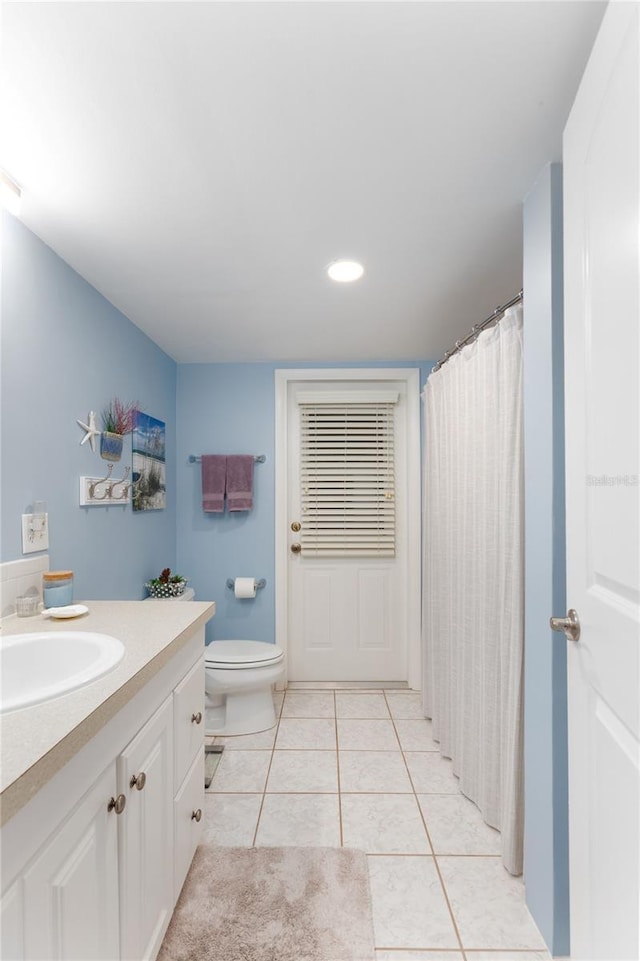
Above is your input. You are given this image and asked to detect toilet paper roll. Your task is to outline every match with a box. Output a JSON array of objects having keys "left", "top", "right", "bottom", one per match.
[{"left": 234, "top": 577, "right": 257, "bottom": 599}]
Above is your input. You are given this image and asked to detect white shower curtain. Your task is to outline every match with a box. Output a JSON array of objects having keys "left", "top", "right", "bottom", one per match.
[{"left": 422, "top": 304, "right": 524, "bottom": 875}]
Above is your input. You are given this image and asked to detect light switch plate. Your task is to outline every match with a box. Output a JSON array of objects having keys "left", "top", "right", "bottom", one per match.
[{"left": 22, "top": 513, "right": 49, "bottom": 554}]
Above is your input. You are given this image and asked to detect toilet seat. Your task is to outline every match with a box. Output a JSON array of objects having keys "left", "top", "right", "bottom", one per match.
[{"left": 205, "top": 639, "right": 284, "bottom": 670}]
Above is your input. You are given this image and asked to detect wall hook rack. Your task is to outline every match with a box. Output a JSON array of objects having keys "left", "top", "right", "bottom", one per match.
[
  {"left": 79, "top": 466, "right": 132, "bottom": 507},
  {"left": 90, "top": 465, "right": 114, "bottom": 500}
]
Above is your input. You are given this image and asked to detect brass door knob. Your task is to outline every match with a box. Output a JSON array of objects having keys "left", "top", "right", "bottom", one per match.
[
  {"left": 107, "top": 794, "right": 126, "bottom": 815},
  {"left": 291, "top": 521, "right": 301, "bottom": 532},
  {"left": 191, "top": 808, "right": 202, "bottom": 822},
  {"left": 290, "top": 543, "right": 302, "bottom": 554},
  {"left": 191, "top": 711, "right": 203, "bottom": 725},
  {"left": 129, "top": 772, "right": 146, "bottom": 791}
]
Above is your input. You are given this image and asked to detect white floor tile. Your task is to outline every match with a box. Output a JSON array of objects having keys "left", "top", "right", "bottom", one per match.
[
  {"left": 275, "top": 717, "right": 337, "bottom": 749},
  {"left": 341, "top": 794, "right": 431, "bottom": 854},
  {"left": 339, "top": 751, "right": 413, "bottom": 793},
  {"left": 376, "top": 953, "right": 464, "bottom": 960},
  {"left": 266, "top": 750, "right": 338, "bottom": 793},
  {"left": 337, "top": 718, "right": 400, "bottom": 751},
  {"left": 208, "top": 750, "right": 271, "bottom": 793},
  {"left": 336, "top": 692, "right": 391, "bottom": 718},
  {"left": 466, "top": 953, "right": 550, "bottom": 960},
  {"left": 405, "top": 753, "right": 460, "bottom": 794},
  {"left": 385, "top": 692, "right": 427, "bottom": 719},
  {"left": 368, "top": 855, "right": 459, "bottom": 949},
  {"left": 255, "top": 793, "right": 341, "bottom": 847},
  {"left": 394, "top": 719, "right": 440, "bottom": 751},
  {"left": 214, "top": 727, "right": 277, "bottom": 750},
  {"left": 438, "top": 857, "right": 547, "bottom": 950},
  {"left": 203, "top": 793, "right": 261, "bottom": 846},
  {"left": 281, "top": 691, "right": 336, "bottom": 717},
  {"left": 418, "top": 795, "right": 501, "bottom": 855}
]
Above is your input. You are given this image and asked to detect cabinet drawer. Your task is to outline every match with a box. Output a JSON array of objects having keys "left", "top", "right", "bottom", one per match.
[
  {"left": 173, "top": 750, "right": 204, "bottom": 902},
  {"left": 173, "top": 655, "right": 205, "bottom": 787}
]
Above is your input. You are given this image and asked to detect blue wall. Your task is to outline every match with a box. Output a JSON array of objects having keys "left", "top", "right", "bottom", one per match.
[
  {"left": 176, "top": 361, "right": 433, "bottom": 645},
  {"left": 522, "top": 163, "right": 569, "bottom": 955},
  {"left": 0, "top": 213, "right": 177, "bottom": 598}
]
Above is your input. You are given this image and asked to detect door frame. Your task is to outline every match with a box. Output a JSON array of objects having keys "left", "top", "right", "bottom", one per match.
[{"left": 275, "top": 368, "right": 422, "bottom": 689}]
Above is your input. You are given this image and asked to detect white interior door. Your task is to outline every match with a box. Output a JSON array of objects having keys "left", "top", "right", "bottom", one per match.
[
  {"left": 278, "top": 371, "right": 420, "bottom": 682},
  {"left": 562, "top": 5, "right": 639, "bottom": 959}
]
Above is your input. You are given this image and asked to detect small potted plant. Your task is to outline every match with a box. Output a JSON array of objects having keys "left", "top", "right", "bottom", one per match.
[
  {"left": 145, "top": 568, "right": 188, "bottom": 599},
  {"left": 100, "top": 398, "right": 137, "bottom": 461}
]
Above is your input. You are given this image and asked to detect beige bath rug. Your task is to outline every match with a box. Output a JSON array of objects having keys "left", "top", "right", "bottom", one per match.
[{"left": 158, "top": 844, "right": 375, "bottom": 961}]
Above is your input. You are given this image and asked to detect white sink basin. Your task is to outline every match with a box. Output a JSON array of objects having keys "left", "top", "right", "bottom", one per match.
[{"left": 0, "top": 631, "right": 125, "bottom": 714}]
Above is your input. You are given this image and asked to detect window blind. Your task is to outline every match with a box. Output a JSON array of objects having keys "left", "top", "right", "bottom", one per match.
[{"left": 298, "top": 400, "right": 396, "bottom": 557}]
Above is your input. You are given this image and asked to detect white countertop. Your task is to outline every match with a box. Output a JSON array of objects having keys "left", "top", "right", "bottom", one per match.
[{"left": 0, "top": 600, "right": 215, "bottom": 826}]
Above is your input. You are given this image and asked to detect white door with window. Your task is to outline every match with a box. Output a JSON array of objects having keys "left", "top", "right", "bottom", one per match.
[
  {"left": 275, "top": 370, "right": 421, "bottom": 684},
  {"left": 561, "top": 4, "right": 639, "bottom": 958}
]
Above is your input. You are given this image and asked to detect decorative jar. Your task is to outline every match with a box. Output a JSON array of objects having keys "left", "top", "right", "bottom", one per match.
[{"left": 43, "top": 570, "right": 74, "bottom": 608}]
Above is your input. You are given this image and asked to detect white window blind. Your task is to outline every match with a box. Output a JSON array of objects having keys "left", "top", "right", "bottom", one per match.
[{"left": 298, "top": 399, "right": 396, "bottom": 557}]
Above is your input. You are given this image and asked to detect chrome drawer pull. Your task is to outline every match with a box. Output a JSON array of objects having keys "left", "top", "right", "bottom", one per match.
[
  {"left": 191, "top": 808, "right": 202, "bottom": 823},
  {"left": 191, "top": 711, "right": 203, "bottom": 725},
  {"left": 129, "top": 772, "right": 147, "bottom": 791}
]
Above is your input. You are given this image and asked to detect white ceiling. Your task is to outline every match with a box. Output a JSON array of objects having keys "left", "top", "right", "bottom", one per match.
[{"left": 1, "top": 1, "right": 605, "bottom": 364}]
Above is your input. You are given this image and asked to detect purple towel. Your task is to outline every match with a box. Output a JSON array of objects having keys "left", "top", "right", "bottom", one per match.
[
  {"left": 201, "top": 455, "right": 226, "bottom": 512},
  {"left": 226, "top": 455, "right": 254, "bottom": 511}
]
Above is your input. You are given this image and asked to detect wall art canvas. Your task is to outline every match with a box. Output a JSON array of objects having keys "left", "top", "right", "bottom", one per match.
[{"left": 132, "top": 411, "right": 166, "bottom": 511}]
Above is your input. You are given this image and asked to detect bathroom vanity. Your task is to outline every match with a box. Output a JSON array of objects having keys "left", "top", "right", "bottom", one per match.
[{"left": 0, "top": 600, "right": 215, "bottom": 961}]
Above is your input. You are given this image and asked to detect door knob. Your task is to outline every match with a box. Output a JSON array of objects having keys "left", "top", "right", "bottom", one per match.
[
  {"left": 291, "top": 521, "right": 301, "bottom": 532},
  {"left": 191, "top": 711, "right": 202, "bottom": 725},
  {"left": 129, "top": 772, "right": 146, "bottom": 791},
  {"left": 107, "top": 794, "right": 127, "bottom": 814},
  {"left": 290, "top": 543, "right": 302, "bottom": 554},
  {"left": 191, "top": 808, "right": 202, "bottom": 822},
  {"left": 550, "top": 608, "right": 581, "bottom": 642}
]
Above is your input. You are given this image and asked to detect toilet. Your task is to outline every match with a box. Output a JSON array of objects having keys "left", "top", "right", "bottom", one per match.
[
  {"left": 204, "top": 640, "right": 285, "bottom": 736},
  {"left": 145, "top": 590, "right": 284, "bottom": 736}
]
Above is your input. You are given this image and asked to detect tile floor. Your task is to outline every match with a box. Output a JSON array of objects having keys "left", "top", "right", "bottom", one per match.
[{"left": 204, "top": 687, "right": 549, "bottom": 961}]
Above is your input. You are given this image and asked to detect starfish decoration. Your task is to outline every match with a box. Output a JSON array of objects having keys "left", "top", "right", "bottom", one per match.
[{"left": 77, "top": 410, "right": 99, "bottom": 452}]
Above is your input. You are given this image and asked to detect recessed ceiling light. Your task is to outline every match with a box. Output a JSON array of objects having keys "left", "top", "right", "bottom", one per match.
[
  {"left": 0, "top": 170, "right": 21, "bottom": 216},
  {"left": 327, "top": 260, "right": 364, "bottom": 283}
]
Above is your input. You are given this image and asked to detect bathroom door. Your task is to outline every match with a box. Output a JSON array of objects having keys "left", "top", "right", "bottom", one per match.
[
  {"left": 275, "top": 370, "right": 421, "bottom": 683},
  {"left": 562, "top": 4, "right": 639, "bottom": 958}
]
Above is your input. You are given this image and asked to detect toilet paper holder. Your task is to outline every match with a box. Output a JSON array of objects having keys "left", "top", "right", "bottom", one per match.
[{"left": 226, "top": 578, "right": 266, "bottom": 591}]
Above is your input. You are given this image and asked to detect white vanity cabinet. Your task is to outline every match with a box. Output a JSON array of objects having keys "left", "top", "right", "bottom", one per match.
[
  {"left": 0, "top": 630, "right": 206, "bottom": 961},
  {"left": 20, "top": 762, "right": 120, "bottom": 961},
  {"left": 172, "top": 655, "right": 205, "bottom": 900},
  {"left": 117, "top": 696, "right": 174, "bottom": 961}
]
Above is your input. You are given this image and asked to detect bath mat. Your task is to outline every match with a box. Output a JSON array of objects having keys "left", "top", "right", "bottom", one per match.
[{"left": 158, "top": 844, "right": 376, "bottom": 961}]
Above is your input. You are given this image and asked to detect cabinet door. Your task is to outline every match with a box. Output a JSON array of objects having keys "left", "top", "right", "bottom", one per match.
[
  {"left": 22, "top": 763, "right": 120, "bottom": 961},
  {"left": 1, "top": 879, "right": 25, "bottom": 961},
  {"left": 117, "top": 695, "right": 173, "bottom": 961},
  {"left": 173, "top": 654, "right": 205, "bottom": 787},
  {"left": 173, "top": 749, "right": 204, "bottom": 901}
]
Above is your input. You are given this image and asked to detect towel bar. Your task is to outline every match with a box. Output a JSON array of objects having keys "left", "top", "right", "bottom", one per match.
[{"left": 189, "top": 454, "right": 266, "bottom": 463}]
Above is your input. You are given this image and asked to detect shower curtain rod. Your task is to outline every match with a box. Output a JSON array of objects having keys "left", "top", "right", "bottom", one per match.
[{"left": 432, "top": 290, "right": 523, "bottom": 373}]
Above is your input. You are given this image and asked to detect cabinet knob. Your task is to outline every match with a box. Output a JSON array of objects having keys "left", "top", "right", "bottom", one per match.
[
  {"left": 191, "top": 711, "right": 203, "bottom": 725},
  {"left": 191, "top": 808, "right": 202, "bottom": 823},
  {"left": 129, "top": 772, "right": 147, "bottom": 791},
  {"left": 107, "top": 794, "right": 126, "bottom": 815}
]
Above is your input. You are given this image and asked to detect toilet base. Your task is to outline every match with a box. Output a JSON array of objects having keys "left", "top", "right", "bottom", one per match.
[{"left": 205, "top": 687, "right": 277, "bottom": 736}]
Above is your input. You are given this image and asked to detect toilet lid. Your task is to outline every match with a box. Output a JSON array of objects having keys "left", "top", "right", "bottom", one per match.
[{"left": 205, "top": 640, "right": 284, "bottom": 667}]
